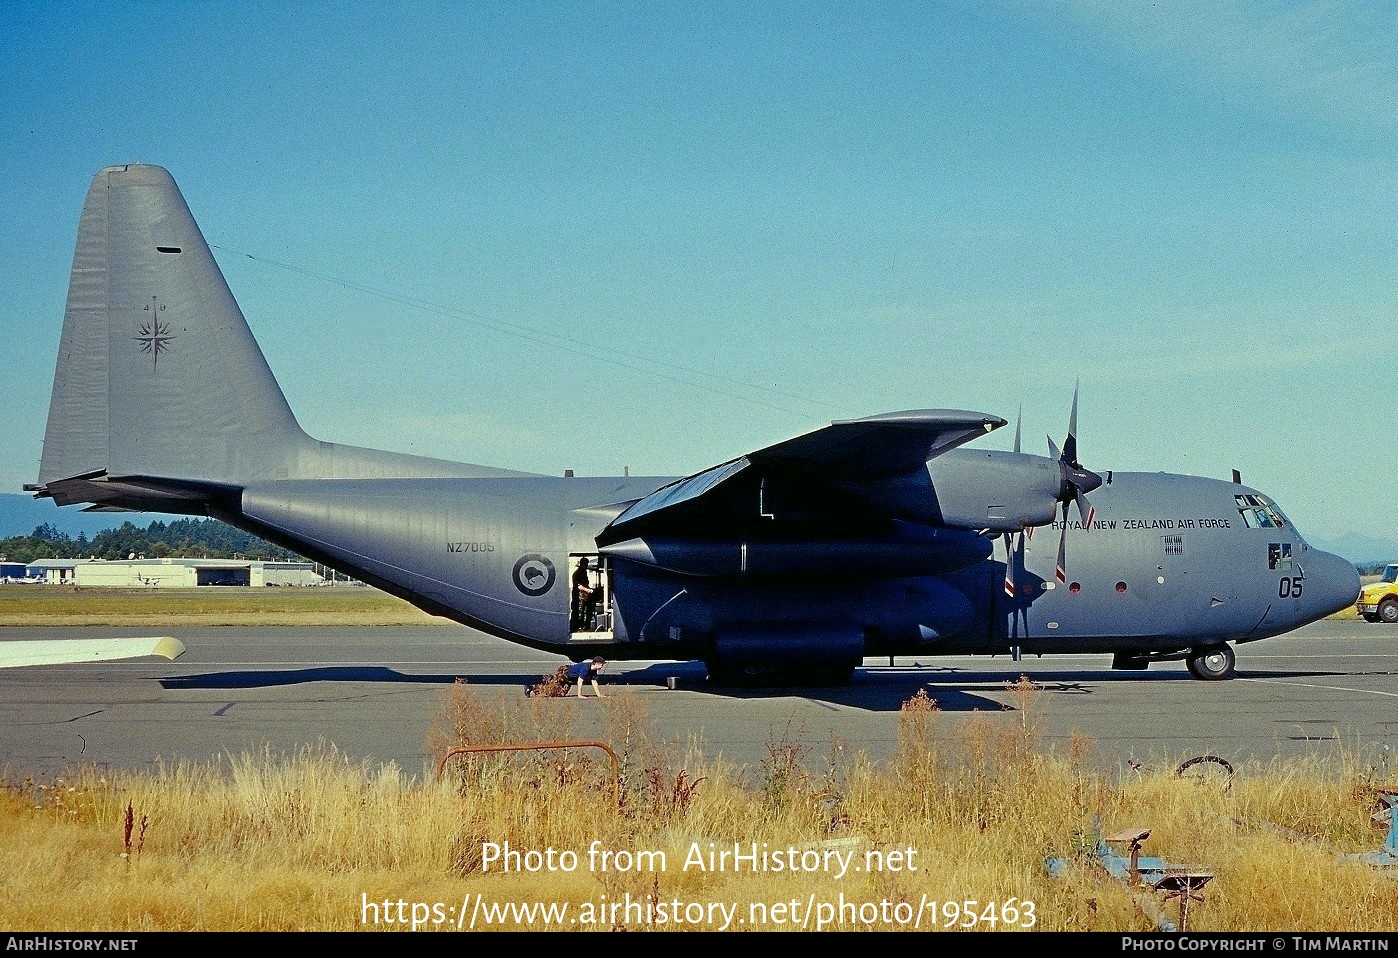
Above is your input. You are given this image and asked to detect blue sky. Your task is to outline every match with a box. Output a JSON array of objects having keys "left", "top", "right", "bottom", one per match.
[{"left": 2, "top": 1, "right": 1393, "bottom": 541}]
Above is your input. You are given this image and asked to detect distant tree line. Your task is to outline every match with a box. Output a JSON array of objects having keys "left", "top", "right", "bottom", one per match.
[{"left": 0, "top": 519, "right": 304, "bottom": 563}]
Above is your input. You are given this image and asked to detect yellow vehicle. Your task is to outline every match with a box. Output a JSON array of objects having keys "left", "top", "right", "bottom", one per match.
[{"left": 1356, "top": 563, "right": 1398, "bottom": 623}]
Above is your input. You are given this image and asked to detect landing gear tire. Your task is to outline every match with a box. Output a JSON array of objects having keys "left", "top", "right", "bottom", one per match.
[
  {"left": 1186, "top": 644, "right": 1235, "bottom": 681},
  {"left": 1379, "top": 598, "right": 1398, "bottom": 624}
]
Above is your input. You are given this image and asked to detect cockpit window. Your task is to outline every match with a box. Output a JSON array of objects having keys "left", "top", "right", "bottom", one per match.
[{"left": 1235, "top": 494, "right": 1287, "bottom": 530}]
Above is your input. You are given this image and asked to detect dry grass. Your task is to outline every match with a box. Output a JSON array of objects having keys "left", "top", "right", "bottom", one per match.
[{"left": 2, "top": 676, "right": 1394, "bottom": 932}]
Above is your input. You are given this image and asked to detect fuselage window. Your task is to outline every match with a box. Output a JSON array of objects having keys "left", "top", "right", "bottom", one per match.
[{"left": 1268, "top": 542, "right": 1294, "bottom": 571}]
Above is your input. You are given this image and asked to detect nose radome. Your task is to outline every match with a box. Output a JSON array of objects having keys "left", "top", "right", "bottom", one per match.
[{"left": 1307, "top": 549, "right": 1360, "bottom": 619}]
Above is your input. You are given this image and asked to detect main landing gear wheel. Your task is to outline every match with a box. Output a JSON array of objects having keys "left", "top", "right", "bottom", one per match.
[
  {"left": 1379, "top": 598, "right": 1398, "bottom": 624},
  {"left": 1186, "top": 644, "right": 1235, "bottom": 681}
]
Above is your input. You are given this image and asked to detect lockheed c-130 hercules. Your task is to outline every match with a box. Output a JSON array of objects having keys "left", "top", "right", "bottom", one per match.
[{"left": 24, "top": 164, "right": 1360, "bottom": 683}]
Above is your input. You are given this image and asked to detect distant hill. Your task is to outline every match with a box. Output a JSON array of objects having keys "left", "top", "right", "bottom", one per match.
[
  {"left": 1308, "top": 532, "right": 1398, "bottom": 568},
  {"left": 0, "top": 493, "right": 183, "bottom": 539}
]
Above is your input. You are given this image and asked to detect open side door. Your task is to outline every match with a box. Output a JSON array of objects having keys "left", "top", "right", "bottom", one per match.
[{"left": 567, "top": 553, "right": 614, "bottom": 644}]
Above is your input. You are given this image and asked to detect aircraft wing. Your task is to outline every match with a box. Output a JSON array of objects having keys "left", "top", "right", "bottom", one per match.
[
  {"left": 605, "top": 409, "right": 1004, "bottom": 534},
  {"left": 0, "top": 637, "right": 186, "bottom": 668},
  {"left": 743, "top": 409, "right": 1005, "bottom": 478}
]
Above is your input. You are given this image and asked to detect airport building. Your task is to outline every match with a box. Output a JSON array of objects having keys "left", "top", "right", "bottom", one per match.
[
  {"left": 25, "top": 558, "right": 79, "bottom": 584},
  {"left": 1, "top": 561, "right": 38, "bottom": 582},
  {"left": 19, "top": 557, "right": 325, "bottom": 587}
]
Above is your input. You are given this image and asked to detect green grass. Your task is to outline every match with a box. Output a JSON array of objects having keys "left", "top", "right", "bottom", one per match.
[{"left": 0, "top": 584, "right": 446, "bottom": 626}]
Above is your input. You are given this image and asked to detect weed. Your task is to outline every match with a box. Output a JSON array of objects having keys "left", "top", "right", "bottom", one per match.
[
  {"left": 758, "top": 716, "right": 811, "bottom": 810},
  {"left": 529, "top": 666, "right": 572, "bottom": 698},
  {"left": 120, "top": 800, "right": 148, "bottom": 869}
]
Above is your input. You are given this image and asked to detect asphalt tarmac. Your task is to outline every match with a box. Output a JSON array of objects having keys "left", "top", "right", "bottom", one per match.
[{"left": 1, "top": 620, "right": 1394, "bottom": 783}]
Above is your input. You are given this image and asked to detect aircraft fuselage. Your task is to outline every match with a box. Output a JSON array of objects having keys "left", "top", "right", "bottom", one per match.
[
  {"left": 30, "top": 164, "right": 1360, "bottom": 684},
  {"left": 226, "top": 462, "right": 1357, "bottom": 673}
]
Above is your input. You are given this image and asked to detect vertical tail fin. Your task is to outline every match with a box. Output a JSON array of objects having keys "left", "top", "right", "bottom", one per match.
[
  {"left": 38, "top": 164, "right": 308, "bottom": 490},
  {"left": 32, "top": 164, "right": 527, "bottom": 511}
]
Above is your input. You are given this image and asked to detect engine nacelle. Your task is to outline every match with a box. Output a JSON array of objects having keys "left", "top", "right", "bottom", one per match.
[{"left": 843, "top": 449, "right": 1063, "bottom": 532}]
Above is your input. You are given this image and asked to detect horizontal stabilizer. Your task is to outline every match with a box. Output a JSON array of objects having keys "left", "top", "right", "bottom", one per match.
[{"left": 0, "top": 636, "right": 186, "bottom": 668}]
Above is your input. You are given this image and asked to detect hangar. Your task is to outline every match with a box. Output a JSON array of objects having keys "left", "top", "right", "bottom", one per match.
[
  {"left": 20, "top": 558, "right": 325, "bottom": 587},
  {"left": 1, "top": 561, "right": 38, "bottom": 583}
]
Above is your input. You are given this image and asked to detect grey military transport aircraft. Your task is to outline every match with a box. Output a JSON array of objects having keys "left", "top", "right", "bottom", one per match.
[{"left": 23, "top": 164, "right": 1360, "bottom": 682}]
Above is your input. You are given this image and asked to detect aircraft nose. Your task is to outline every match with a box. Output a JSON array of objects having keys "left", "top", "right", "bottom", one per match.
[{"left": 1305, "top": 548, "right": 1360, "bottom": 619}]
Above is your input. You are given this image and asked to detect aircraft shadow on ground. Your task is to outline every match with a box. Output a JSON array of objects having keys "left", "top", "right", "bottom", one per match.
[
  {"left": 152, "top": 661, "right": 1324, "bottom": 712},
  {"left": 162, "top": 667, "right": 465, "bottom": 690}
]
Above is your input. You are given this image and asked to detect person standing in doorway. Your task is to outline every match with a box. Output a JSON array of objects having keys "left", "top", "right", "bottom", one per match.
[{"left": 570, "top": 557, "right": 597, "bottom": 631}]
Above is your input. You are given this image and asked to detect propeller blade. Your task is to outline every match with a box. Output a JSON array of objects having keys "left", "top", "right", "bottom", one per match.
[
  {"left": 1063, "top": 382, "right": 1080, "bottom": 467},
  {"left": 1056, "top": 505, "right": 1068, "bottom": 583},
  {"left": 1046, "top": 386, "right": 1101, "bottom": 577},
  {"left": 1018, "top": 531, "right": 1030, "bottom": 641},
  {"left": 1003, "top": 533, "right": 1015, "bottom": 599},
  {"left": 1076, "top": 488, "right": 1096, "bottom": 533},
  {"left": 1013, "top": 405, "right": 1022, "bottom": 454}
]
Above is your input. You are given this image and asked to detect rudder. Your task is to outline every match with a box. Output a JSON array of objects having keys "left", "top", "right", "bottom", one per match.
[
  {"left": 38, "top": 164, "right": 307, "bottom": 490},
  {"left": 32, "top": 164, "right": 533, "bottom": 513}
]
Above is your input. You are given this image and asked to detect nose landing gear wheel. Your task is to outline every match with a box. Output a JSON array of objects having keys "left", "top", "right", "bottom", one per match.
[{"left": 1186, "top": 644, "right": 1235, "bottom": 680}]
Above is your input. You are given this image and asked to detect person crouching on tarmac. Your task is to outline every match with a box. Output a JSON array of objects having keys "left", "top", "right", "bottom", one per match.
[{"left": 567, "top": 656, "right": 607, "bottom": 698}]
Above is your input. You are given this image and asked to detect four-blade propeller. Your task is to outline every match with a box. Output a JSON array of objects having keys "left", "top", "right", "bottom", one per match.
[
  {"left": 1002, "top": 387, "right": 1104, "bottom": 625},
  {"left": 1046, "top": 386, "right": 1102, "bottom": 583}
]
